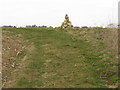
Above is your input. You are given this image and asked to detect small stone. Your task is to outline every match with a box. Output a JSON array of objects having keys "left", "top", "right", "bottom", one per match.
[
  {"left": 15, "top": 49, "right": 17, "bottom": 52},
  {"left": 8, "top": 47, "right": 10, "bottom": 50},
  {"left": 11, "top": 63, "right": 15, "bottom": 68}
]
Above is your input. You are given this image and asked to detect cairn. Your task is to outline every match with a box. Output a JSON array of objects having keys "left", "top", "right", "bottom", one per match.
[{"left": 61, "top": 14, "right": 73, "bottom": 29}]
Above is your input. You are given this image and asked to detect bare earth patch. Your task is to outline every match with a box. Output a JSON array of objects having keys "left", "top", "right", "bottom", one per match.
[{"left": 2, "top": 31, "right": 26, "bottom": 87}]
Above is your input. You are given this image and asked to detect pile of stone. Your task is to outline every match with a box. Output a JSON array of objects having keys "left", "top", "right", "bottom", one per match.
[{"left": 61, "top": 14, "right": 73, "bottom": 29}]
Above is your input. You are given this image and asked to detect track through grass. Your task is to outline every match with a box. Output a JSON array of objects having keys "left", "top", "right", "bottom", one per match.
[{"left": 2, "top": 28, "right": 118, "bottom": 88}]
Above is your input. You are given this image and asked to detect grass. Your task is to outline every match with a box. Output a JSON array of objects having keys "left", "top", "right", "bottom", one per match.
[{"left": 2, "top": 27, "right": 118, "bottom": 88}]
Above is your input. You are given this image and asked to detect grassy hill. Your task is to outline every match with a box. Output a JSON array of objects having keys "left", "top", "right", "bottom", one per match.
[{"left": 2, "top": 27, "right": 118, "bottom": 88}]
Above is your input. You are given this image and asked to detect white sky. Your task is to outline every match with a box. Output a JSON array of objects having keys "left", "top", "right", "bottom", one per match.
[{"left": 0, "top": 0, "right": 119, "bottom": 27}]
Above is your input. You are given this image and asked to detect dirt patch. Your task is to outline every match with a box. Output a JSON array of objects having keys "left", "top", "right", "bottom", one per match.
[
  {"left": 3, "top": 43, "right": 35, "bottom": 88},
  {"left": 2, "top": 31, "right": 26, "bottom": 87},
  {"left": 108, "top": 85, "right": 117, "bottom": 88}
]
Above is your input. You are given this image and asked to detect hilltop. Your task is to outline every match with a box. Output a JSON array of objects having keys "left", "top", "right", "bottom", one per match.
[{"left": 2, "top": 27, "right": 118, "bottom": 88}]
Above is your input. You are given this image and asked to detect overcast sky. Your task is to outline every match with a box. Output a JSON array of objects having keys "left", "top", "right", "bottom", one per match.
[{"left": 0, "top": 0, "right": 119, "bottom": 27}]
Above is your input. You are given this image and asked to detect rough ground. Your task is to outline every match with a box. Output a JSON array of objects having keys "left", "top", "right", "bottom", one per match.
[
  {"left": 2, "top": 28, "right": 118, "bottom": 88},
  {"left": 2, "top": 31, "right": 26, "bottom": 87}
]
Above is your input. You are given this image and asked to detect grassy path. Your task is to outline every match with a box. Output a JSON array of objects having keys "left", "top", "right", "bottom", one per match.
[{"left": 3, "top": 28, "right": 118, "bottom": 88}]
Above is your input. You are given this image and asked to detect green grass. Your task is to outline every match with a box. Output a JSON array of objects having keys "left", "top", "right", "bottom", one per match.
[{"left": 2, "top": 27, "right": 118, "bottom": 88}]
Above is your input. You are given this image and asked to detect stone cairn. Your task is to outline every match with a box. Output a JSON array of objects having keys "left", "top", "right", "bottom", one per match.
[{"left": 61, "top": 14, "right": 73, "bottom": 29}]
